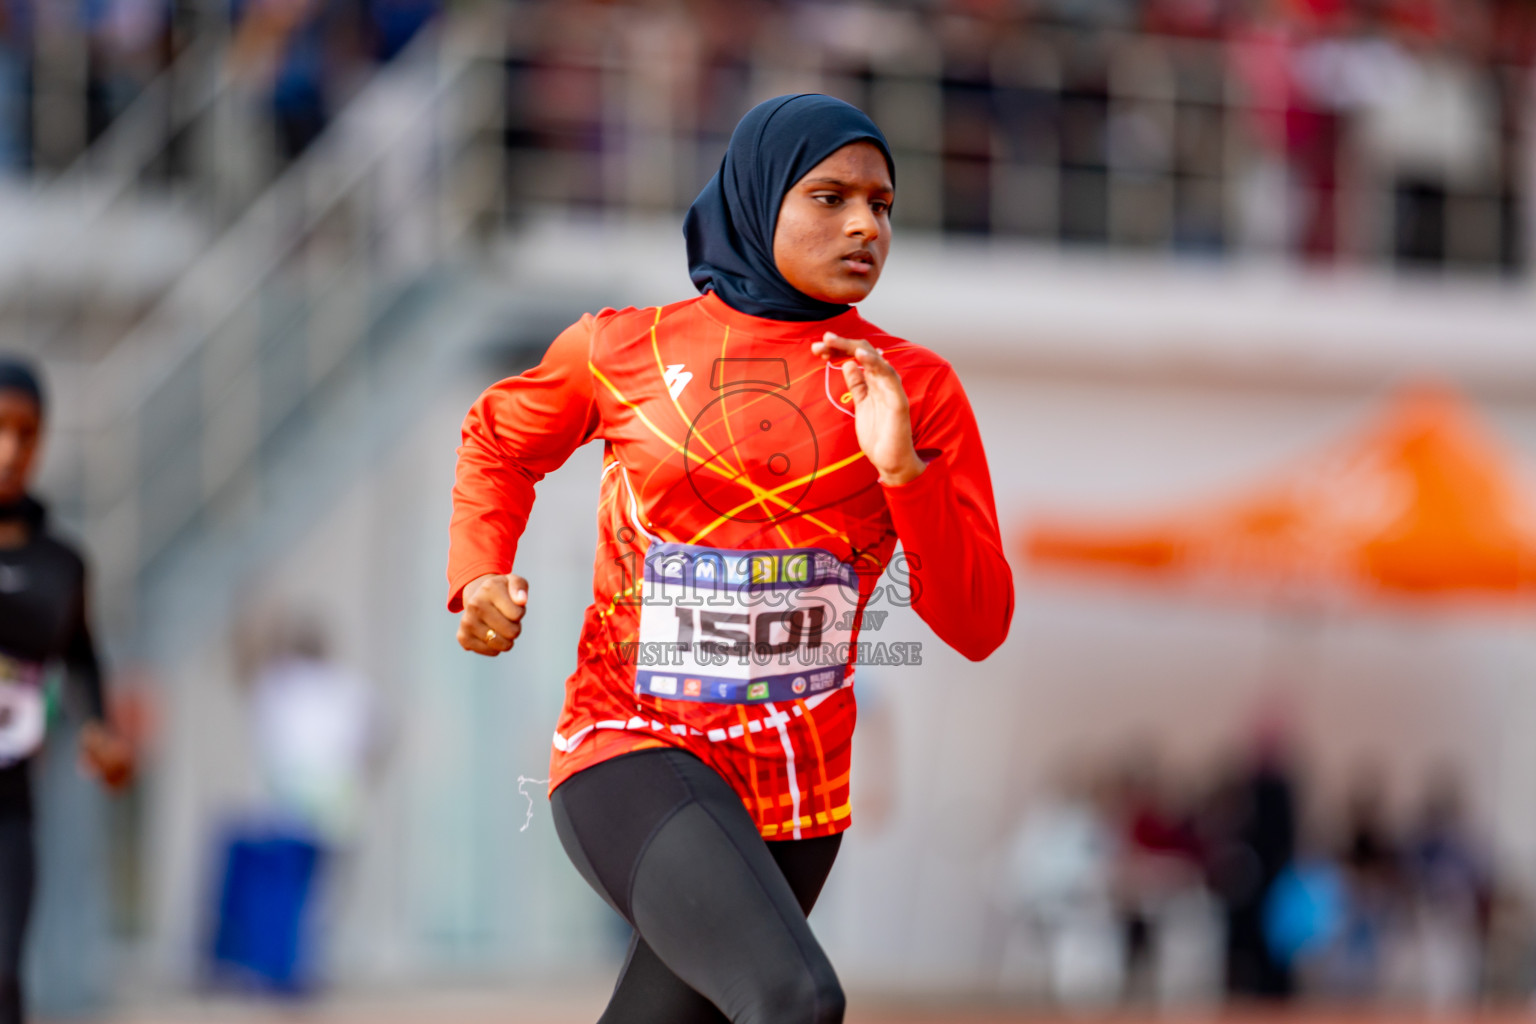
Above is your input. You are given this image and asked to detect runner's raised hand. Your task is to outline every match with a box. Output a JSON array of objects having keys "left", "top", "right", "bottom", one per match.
[
  {"left": 458, "top": 573, "right": 529, "bottom": 656},
  {"left": 811, "top": 333, "right": 925, "bottom": 486}
]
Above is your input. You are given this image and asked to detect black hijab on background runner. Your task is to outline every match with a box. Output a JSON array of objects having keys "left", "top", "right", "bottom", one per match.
[
  {"left": 684, "top": 94, "right": 894, "bottom": 322},
  {"left": 0, "top": 357, "right": 44, "bottom": 526},
  {"left": 0, "top": 357, "right": 42, "bottom": 416}
]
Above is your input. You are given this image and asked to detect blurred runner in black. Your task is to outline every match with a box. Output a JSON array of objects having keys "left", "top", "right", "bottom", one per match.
[{"left": 0, "top": 356, "right": 133, "bottom": 1024}]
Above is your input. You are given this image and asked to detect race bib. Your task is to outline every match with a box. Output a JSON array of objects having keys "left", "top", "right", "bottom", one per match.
[
  {"left": 0, "top": 655, "right": 45, "bottom": 766},
  {"left": 634, "top": 542, "right": 861, "bottom": 704}
]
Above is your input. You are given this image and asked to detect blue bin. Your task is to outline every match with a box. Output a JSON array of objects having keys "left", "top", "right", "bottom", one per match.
[{"left": 208, "top": 829, "right": 325, "bottom": 994}]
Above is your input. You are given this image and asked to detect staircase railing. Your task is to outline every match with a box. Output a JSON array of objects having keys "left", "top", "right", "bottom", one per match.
[{"left": 70, "top": 14, "right": 507, "bottom": 644}]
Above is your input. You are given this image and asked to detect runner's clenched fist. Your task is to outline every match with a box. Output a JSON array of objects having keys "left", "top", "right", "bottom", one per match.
[{"left": 458, "top": 572, "right": 529, "bottom": 656}]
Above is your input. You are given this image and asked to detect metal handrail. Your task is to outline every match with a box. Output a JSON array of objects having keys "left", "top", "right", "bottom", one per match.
[
  {"left": 12, "top": 35, "right": 232, "bottom": 327},
  {"left": 46, "top": 35, "right": 226, "bottom": 207},
  {"left": 88, "top": 25, "right": 458, "bottom": 424},
  {"left": 75, "top": 16, "right": 505, "bottom": 628}
]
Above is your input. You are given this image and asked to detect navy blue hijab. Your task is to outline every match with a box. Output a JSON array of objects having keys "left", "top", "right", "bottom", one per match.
[{"left": 684, "top": 94, "right": 894, "bottom": 322}]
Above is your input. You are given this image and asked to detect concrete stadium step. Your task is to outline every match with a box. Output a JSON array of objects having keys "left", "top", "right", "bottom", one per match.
[{"left": 0, "top": 180, "right": 210, "bottom": 322}]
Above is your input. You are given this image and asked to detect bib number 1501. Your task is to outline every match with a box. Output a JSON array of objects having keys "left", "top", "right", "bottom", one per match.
[{"left": 670, "top": 605, "right": 827, "bottom": 657}]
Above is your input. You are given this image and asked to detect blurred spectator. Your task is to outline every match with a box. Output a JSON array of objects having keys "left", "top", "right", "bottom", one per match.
[
  {"left": 227, "top": 0, "right": 436, "bottom": 166},
  {"left": 1397, "top": 768, "right": 1488, "bottom": 1008},
  {"left": 247, "top": 615, "right": 384, "bottom": 845},
  {"left": 230, "top": 0, "right": 341, "bottom": 160},
  {"left": 1002, "top": 765, "right": 1124, "bottom": 1008},
  {"left": 1112, "top": 751, "right": 1224, "bottom": 1006},
  {"left": 84, "top": 0, "right": 171, "bottom": 144},
  {"left": 209, "top": 609, "right": 386, "bottom": 994},
  {"left": 1203, "top": 738, "right": 1299, "bottom": 999},
  {"left": 1324, "top": 767, "right": 1400, "bottom": 999}
]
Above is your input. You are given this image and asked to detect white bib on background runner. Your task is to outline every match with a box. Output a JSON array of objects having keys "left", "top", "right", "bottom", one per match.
[
  {"left": 0, "top": 654, "right": 45, "bottom": 766},
  {"left": 634, "top": 542, "right": 861, "bottom": 705}
]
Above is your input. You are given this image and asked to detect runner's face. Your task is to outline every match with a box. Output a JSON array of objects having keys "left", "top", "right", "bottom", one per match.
[
  {"left": 772, "top": 142, "right": 892, "bottom": 305},
  {"left": 0, "top": 392, "right": 40, "bottom": 505}
]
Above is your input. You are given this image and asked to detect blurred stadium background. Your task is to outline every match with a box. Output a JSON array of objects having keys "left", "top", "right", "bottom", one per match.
[{"left": 6, "top": 0, "right": 1536, "bottom": 1019}]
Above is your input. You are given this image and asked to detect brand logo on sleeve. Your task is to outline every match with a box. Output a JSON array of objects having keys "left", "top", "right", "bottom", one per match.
[{"left": 662, "top": 364, "right": 693, "bottom": 401}]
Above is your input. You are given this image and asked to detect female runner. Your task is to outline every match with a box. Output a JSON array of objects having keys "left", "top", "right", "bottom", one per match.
[
  {"left": 448, "top": 95, "right": 1013, "bottom": 1023},
  {"left": 0, "top": 357, "right": 133, "bottom": 1024}
]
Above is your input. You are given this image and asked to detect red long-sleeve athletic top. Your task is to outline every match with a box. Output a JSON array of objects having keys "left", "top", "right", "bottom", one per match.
[{"left": 448, "top": 291, "right": 1012, "bottom": 839}]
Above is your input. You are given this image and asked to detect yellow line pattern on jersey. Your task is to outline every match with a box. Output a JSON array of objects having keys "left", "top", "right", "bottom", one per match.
[
  {"left": 650, "top": 308, "right": 737, "bottom": 479},
  {"left": 697, "top": 349, "right": 845, "bottom": 429},
  {"left": 580, "top": 469, "right": 645, "bottom": 645},
  {"left": 591, "top": 364, "right": 685, "bottom": 450},
  {"left": 685, "top": 449, "right": 868, "bottom": 546},
  {"left": 644, "top": 314, "right": 793, "bottom": 546},
  {"left": 762, "top": 801, "right": 851, "bottom": 837},
  {"left": 753, "top": 768, "right": 849, "bottom": 812},
  {"left": 589, "top": 362, "right": 848, "bottom": 541},
  {"left": 712, "top": 324, "right": 798, "bottom": 548}
]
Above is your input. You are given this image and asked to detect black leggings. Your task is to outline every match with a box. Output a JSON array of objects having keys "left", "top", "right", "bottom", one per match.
[
  {"left": 551, "top": 748, "right": 844, "bottom": 1024},
  {"left": 0, "top": 817, "right": 32, "bottom": 1024}
]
